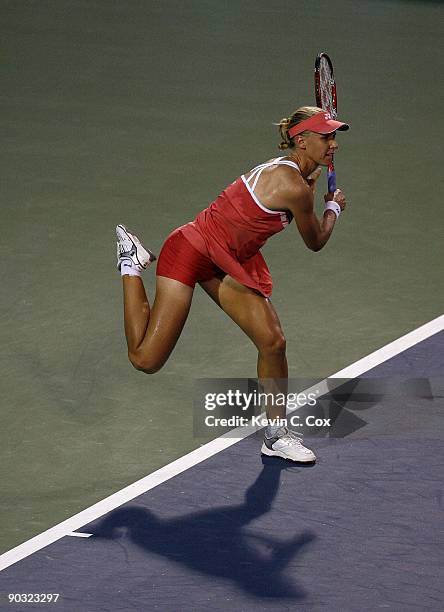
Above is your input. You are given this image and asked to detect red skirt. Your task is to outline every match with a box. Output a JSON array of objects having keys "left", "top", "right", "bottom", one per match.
[
  {"left": 156, "top": 224, "right": 273, "bottom": 297},
  {"left": 156, "top": 228, "right": 225, "bottom": 287}
]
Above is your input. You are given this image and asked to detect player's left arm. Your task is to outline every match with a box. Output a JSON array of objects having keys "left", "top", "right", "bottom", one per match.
[{"left": 276, "top": 168, "right": 347, "bottom": 251}]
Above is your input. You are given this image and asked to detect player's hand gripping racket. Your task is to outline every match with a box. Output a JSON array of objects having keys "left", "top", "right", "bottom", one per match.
[{"left": 315, "top": 52, "right": 338, "bottom": 193}]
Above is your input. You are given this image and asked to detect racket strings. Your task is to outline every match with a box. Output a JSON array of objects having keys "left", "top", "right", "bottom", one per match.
[{"left": 318, "top": 58, "right": 335, "bottom": 117}]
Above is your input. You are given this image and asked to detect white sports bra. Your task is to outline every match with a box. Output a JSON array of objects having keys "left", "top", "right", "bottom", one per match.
[{"left": 241, "top": 156, "right": 300, "bottom": 215}]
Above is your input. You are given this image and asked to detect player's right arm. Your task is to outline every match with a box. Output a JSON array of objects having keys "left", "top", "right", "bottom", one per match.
[{"left": 276, "top": 169, "right": 346, "bottom": 252}]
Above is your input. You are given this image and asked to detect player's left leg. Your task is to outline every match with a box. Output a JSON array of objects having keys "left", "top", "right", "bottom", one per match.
[
  {"left": 200, "top": 275, "right": 288, "bottom": 418},
  {"left": 200, "top": 275, "right": 316, "bottom": 462}
]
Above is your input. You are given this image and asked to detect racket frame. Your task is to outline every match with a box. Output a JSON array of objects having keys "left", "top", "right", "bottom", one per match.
[{"left": 315, "top": 52, "right": 338, "bottom": 192}]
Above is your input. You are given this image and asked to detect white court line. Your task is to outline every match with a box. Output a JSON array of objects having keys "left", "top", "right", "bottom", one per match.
[{"left": 1, "top": 314, "right": 443, "bottom": 572}]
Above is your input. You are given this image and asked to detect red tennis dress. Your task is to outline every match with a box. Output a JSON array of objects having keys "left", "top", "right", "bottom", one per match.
[{"left": 156, "top": 157, "right": 299, "bottom": 297}]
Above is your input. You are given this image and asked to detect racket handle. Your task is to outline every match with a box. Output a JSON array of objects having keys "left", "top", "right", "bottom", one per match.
[{"left": 327, "top": 164, "right": 336, "bottom": 193}]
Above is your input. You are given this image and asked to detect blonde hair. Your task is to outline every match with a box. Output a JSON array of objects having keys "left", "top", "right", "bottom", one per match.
[{"left": 277, "top": 106, "right": 324, "bottom": 150}]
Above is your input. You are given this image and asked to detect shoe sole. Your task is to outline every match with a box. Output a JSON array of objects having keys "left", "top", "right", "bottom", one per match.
[{"left": 261, "top": 443, "right": 316, "bottom": 463}]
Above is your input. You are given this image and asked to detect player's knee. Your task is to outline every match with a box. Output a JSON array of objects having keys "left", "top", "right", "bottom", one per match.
[
  {"left": 259, "top": 331, "right": 286, "bottom": 357},
  {"left": 128, "top": 351, "right": 165, "bottom": 375}
]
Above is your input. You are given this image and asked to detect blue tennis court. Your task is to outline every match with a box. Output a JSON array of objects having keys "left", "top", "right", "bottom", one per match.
[{"left": 1, "top": 328, "right": 443, "bottom": 611}]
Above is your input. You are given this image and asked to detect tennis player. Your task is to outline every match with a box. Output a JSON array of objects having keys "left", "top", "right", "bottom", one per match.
[{"left": 116, "top": 106, "right": 349, "bottom": 463}]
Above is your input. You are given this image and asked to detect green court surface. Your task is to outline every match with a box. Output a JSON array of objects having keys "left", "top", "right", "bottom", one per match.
[{"left": 1, "top": 0, "right": 443, "bottom": 554}]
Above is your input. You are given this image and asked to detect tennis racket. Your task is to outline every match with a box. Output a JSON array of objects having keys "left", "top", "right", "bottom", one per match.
[{"left": 315, "top": 52, "right": 338, "bottom": 192}]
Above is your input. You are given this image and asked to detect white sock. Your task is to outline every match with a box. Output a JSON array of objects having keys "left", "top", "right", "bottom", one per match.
[
  {"left": 120, "top": 259, "right": 141, "bottom": 277},
  {"left": 265, "top": 420, "right": 287, "bottom": 438}
]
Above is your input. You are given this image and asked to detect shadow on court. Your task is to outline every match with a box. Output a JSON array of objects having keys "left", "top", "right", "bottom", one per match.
[{"left": 91, "top": 457, "right": 316, "bottom": 600}]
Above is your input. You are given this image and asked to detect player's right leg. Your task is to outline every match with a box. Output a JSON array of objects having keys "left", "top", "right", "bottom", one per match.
[
  {"left": 123, "top": 275, "right": 193, "bottom": 373},
  {"left": 116, "top": 225, "right": 194, "bottom": 374}
]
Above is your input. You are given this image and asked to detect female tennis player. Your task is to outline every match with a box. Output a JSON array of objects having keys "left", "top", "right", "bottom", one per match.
[{"left": 116, "top": 106, "right": 349, "bottom": 463}]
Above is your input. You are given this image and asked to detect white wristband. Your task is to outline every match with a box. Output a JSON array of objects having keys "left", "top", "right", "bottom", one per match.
[{"left": 324, "top": 200, "right": 341, "bottom": 219}]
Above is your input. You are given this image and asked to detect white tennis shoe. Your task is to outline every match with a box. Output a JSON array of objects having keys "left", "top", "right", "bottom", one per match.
[
  {"left": 261, "top": 427, "right": 316, "bottom": 463},
  {"left": 116, "top": 224, "right": 156, "bottom": 272}
]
